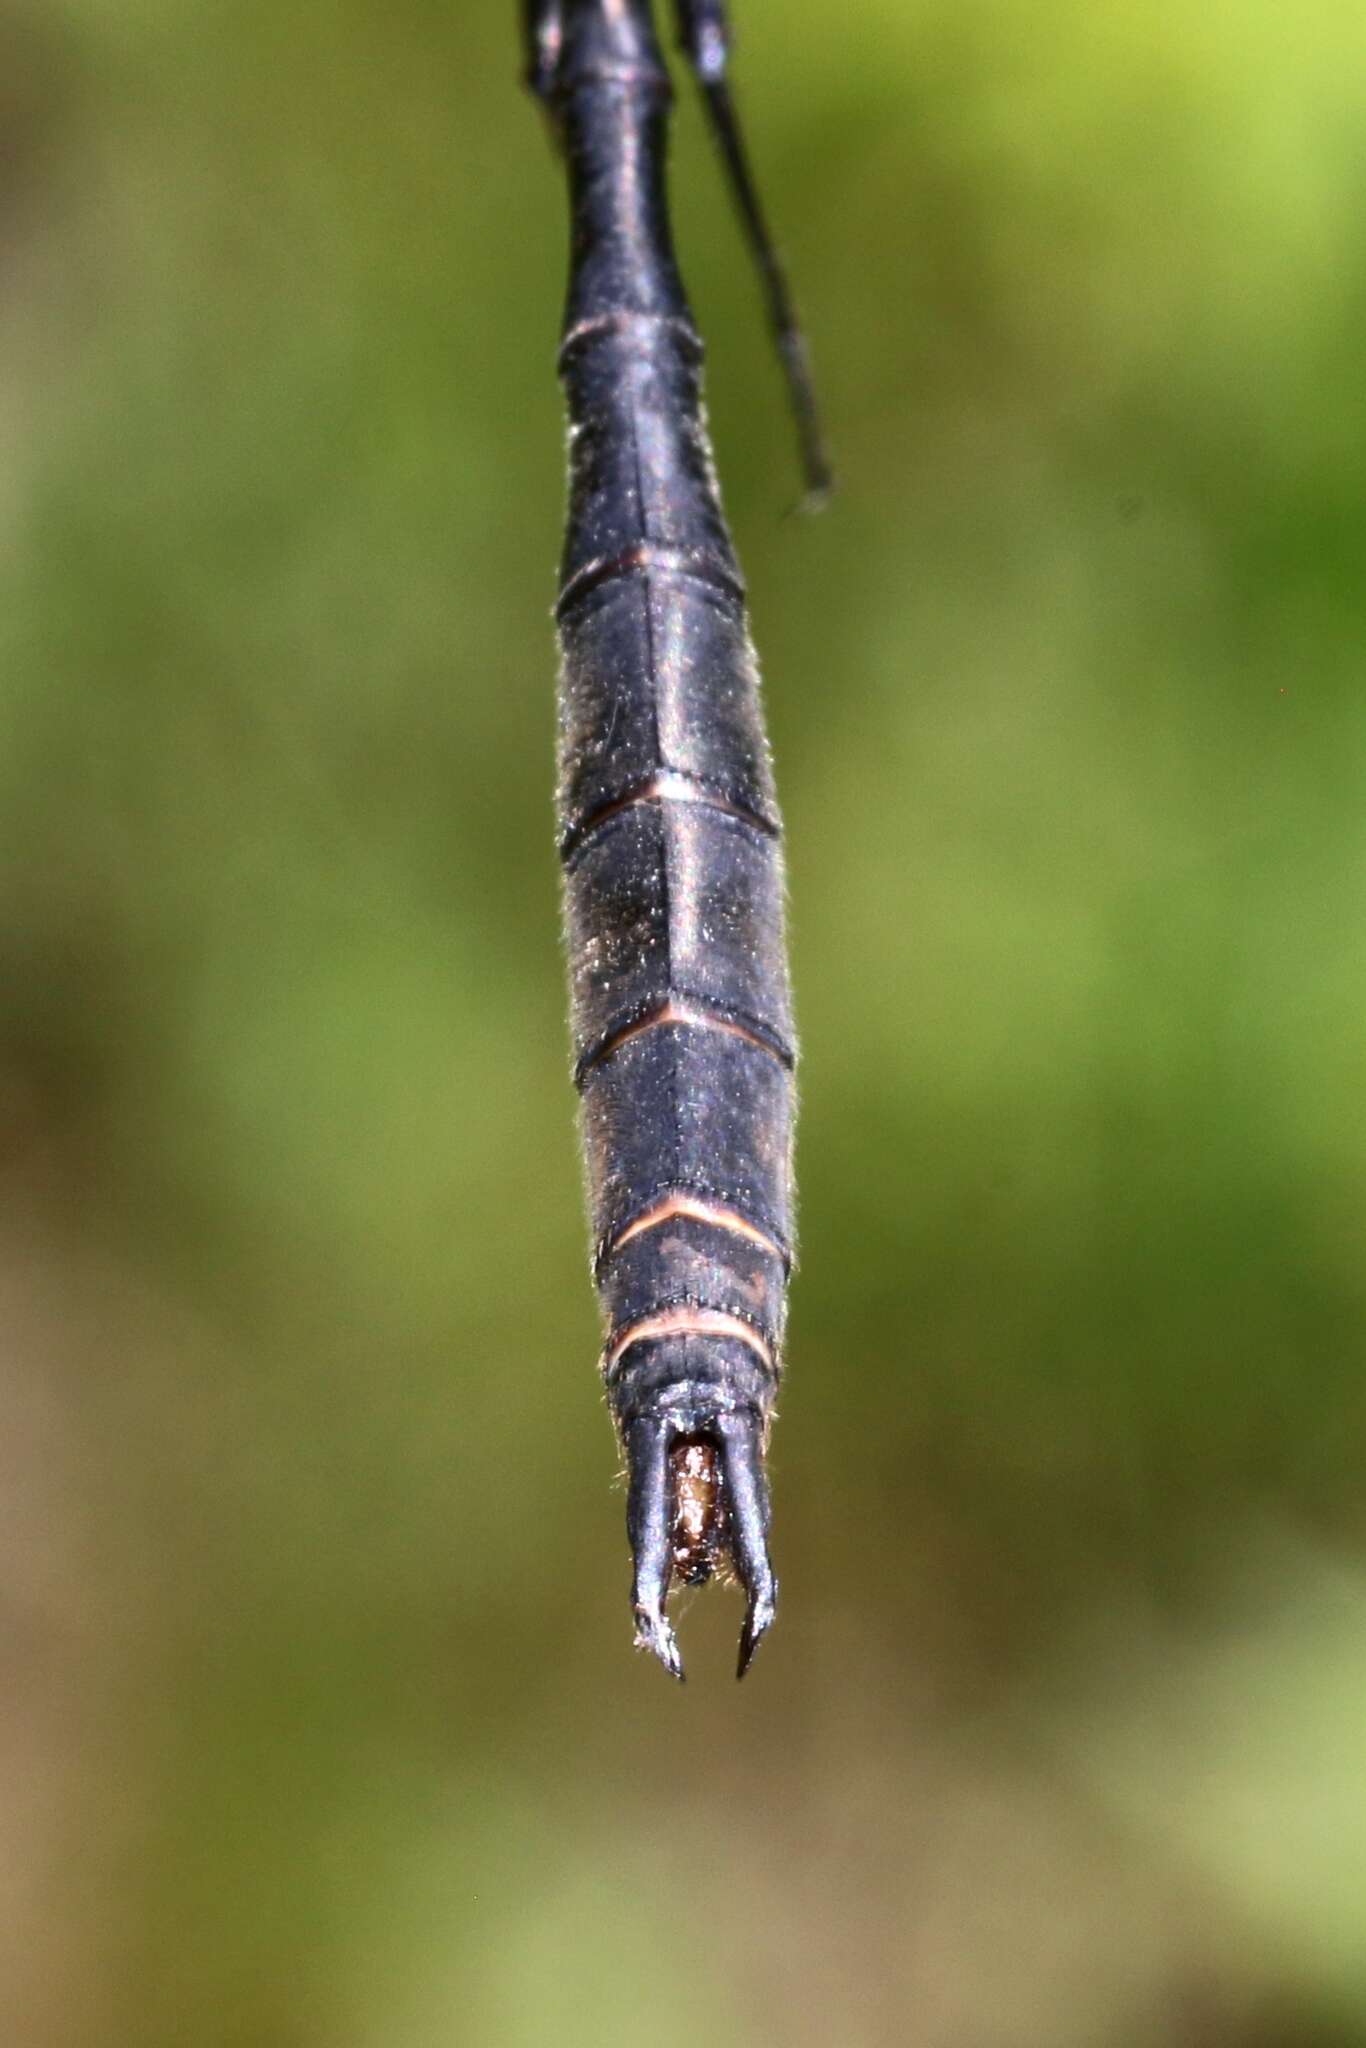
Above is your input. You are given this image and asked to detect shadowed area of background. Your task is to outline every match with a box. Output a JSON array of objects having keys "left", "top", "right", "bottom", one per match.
[{"left": 1, "top": 2, "right": 1364, "bottom": 2042}]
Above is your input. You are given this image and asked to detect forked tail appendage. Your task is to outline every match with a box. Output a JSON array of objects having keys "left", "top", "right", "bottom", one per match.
[{"left": 625, "top": 1403, "right": 777, "bottom": 1681}]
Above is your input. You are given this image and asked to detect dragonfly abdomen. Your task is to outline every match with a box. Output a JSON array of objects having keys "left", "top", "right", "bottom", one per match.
[
  {"left": 538, "top": 0, "right": 808, "bottom": 1678},
  {"left": 557, "top": 334, "right": 794, "bottom": 1675}
]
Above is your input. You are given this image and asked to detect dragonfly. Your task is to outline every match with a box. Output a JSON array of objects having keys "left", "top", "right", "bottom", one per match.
[{"left": 524, "top": 0, "right": 828, "bottom": 1680}]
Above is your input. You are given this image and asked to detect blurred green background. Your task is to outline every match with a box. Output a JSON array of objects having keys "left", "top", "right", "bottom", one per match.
[{"left": 1, "top": 0, "right": 1365, "bottom": 2041}]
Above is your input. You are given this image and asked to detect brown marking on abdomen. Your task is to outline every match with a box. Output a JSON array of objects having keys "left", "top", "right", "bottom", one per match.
[
  {"left": 608, "top": 1191, "right": 787, "bottom": 1265},
  {"left": 575, "top": 997, "right": 791, "bottom": 1084},
  {"left": 604, "top": 1305, "right": 774, "bottom": 1376}
]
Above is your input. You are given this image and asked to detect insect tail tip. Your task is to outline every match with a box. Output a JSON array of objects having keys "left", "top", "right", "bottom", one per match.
[
  {"left": 633, "top": 1600, "right": 686, "bottom": 1681},
  {"left": 625, "top": 1414, "right": 685, "bottom": 1681},
  {"left": 717, "top": 1411, "right": 778, "bottom": 1680},
  {"left": 736, "top": 1578, "right": 776, "bottom": 1679}
]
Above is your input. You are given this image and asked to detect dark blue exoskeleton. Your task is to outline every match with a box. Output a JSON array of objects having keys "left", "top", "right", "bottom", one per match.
[{"left": 525, "top": 0, "right": 828, "bottom": 1679}]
